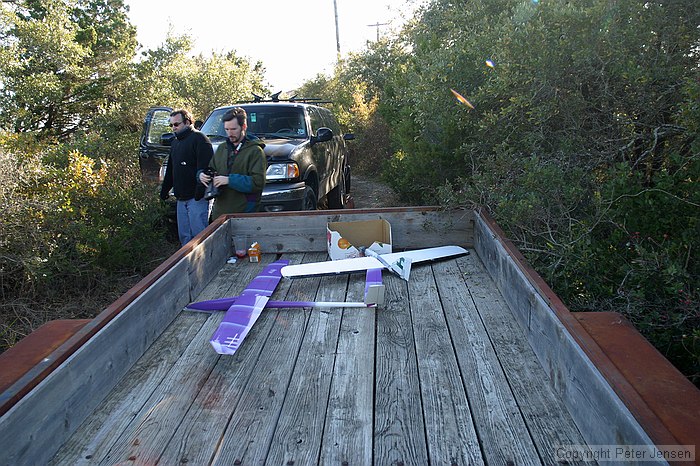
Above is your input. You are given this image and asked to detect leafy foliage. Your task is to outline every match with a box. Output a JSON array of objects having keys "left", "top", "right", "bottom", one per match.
[
  {"left": 318, "top": 0, "right": 700, "bottom": 381},
  {"left": 0, "top": 0, "right": 137, "bottom": 138},
  {"left": 0, "top": 130, "right": 177, "bottom": 348},
  {"left": 296, "top": 63, "right": 391, "bottom": 176},
  {"left": 0, "top": 0, "right": 266, "bottom": 351}
]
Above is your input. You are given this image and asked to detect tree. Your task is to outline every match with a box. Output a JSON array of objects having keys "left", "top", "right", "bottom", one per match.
[
  {"left": 165, "top": 50, "right": 267, "bottom": 122},
  {"left": 312, "top": 0, "right": 699, "bottom": 380},
  {"left": 0, "top": 0, "right": 137, "bottom": 139}
]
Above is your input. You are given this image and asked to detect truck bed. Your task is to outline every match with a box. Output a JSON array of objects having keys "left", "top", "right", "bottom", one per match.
[
  {"left": 4, "top": 208, "right": 695, "bottom": 466},
  {"left": 51, "top": 251, "right": 589, "bottom": 465}
]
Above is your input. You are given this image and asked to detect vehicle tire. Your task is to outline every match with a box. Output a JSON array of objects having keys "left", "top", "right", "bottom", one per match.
[
  {"left": 327, "top": 168, "right": 347, "bottom": 209},
  {"left": 344, "top": 163, "right": 351, "bottom": 194},
  {"left": 302, "top": 185, "right": 317, "bottom": 210}
]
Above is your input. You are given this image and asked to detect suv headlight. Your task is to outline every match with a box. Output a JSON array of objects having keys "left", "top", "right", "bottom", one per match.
[{"left": 266, "top": 162, "right": 300, "bottom": 181}]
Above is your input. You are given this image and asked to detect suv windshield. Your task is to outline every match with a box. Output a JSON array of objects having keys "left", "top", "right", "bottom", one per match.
[{"left": 200, "top": 106, "right": 308, "bottom": 140}]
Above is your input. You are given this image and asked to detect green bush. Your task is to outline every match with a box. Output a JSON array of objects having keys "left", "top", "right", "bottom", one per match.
[
  {"left": 582, "top": 159, "right": 699, "bottom": 381},
  {"left": 0, "top": 132, "right": 176, "bottom": 350},
  {"left": 438, "top": 151, "right": 699, "bottom": 383},
  {"left": 372, "top": 0, "right": 700, "bottom": 384}
]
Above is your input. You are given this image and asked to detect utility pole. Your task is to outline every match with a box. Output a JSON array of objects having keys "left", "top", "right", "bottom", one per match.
[
  {"left": 367, "top": 21, "right": 389, "bottom": 41},
  {"left": 333, "top": 0, "right": 341, "bottom": 61}
]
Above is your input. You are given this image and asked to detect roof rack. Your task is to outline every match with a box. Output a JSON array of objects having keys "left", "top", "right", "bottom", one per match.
[{"left": 235, "top": 92, "right": 332, "bottom": 105}]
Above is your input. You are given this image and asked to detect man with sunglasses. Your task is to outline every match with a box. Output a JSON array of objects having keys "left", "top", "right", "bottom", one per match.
[{"left": 160, "top": 109, "right": 213, "bottom": 246}]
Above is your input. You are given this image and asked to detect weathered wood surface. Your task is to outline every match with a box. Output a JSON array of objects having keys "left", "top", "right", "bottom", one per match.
[
  {"left": 50, "top": 251, "right": 593, "bottom": 465},
  {"left": 226, "top": 207, "right": 474, "bottom": 253},
  {"left": 0, "top": 258, "right": 191, "bottom": 466},
  {"left": 472, "top": 212, "right": 659, "bottom": 453},
  {"left": 320, "top": 272, "right": 375, "bottom": 464},
  {"left": 406, "top": 262, "right": 483, "bottom": 465},
  {"left": 0, "top": 219, "right": 231, "bottom": 466},
  {"left": 50, "top": 252, "right": 266, "bottom": 465},
  {"left": 445, "top": 254, "right": 595, "bottom": 465}
]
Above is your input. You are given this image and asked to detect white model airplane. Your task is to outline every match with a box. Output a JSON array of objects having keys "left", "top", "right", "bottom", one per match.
[
  {"left": 280, "top": 245, "right": 468, "bottom": 281},
  {"left": 192, "top": 245, "right": 468, "bottom": 355}
]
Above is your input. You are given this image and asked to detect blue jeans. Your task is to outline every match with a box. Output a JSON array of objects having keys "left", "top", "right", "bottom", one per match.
[{"left": 176, "top": 198, "right": 211, "bottom": 246}]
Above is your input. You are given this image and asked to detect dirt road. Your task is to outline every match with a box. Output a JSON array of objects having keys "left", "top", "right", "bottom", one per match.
[{"left": 349, "top": 174, "right": 406, "bottom": 209}]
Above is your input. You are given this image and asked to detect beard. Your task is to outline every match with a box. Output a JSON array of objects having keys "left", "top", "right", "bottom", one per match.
[{"left": 229, "top": 132, "right": 243, "bottom": 143}]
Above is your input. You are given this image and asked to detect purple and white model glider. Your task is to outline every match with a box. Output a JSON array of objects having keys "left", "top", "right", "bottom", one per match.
[
  {"left": 209, "top": 260, "right": 287, "bottom": 355},
  {"left": 202, "top": 245, "right": 468, "bottom": 355}
]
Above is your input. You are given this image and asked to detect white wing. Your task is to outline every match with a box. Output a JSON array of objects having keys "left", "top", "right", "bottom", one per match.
[{"left": 281, "top": 246, "right": 468, "bottom": 279}]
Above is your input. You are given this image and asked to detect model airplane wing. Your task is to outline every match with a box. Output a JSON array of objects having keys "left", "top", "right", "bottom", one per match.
[
  {"left": 280, "top": 245, "right": 468, "bottom": 279},
  {"left": 209, "top": 259, "right": 287, "bottom": 355},
  {"left": 189, "top": 268, "right": 386, "bottom": 312}
]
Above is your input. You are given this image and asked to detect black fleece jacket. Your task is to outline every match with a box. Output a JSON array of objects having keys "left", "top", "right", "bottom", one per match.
[{"left": 160, "top": 126, "right": 213, "bottom": 201}]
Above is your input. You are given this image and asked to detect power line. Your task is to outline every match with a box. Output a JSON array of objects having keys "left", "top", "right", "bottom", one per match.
[{"left": 367, "top": 22, "right": 389, "bottom": 41}]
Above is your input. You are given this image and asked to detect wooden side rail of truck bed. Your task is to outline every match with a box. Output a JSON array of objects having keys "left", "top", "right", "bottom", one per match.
[{"left": 0, "top": 207, "right": 697, "bottom": 465}]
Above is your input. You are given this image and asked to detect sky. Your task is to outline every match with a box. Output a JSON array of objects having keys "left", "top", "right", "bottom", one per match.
[{"left": 125, "top": 0, "right": 421, "bottom": 92}]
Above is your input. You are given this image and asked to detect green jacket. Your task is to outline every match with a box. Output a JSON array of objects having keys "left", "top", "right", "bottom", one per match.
[{"left": 208, "top": 135, "right": 266, "bottom": 220}]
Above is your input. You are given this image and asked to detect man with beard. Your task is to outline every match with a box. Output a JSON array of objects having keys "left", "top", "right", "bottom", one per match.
[{"left": 200, "top": 107, "right": 266, "bottom": 220}]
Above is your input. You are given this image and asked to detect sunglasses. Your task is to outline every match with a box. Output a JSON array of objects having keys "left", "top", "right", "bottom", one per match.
[{"left": 169, "top": 121, "right": 184, "bottom": 128}]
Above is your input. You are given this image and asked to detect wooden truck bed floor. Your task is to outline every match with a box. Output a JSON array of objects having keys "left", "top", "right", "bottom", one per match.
[{"left": 51, "top": 251, "right": 592, "bottom": 466}]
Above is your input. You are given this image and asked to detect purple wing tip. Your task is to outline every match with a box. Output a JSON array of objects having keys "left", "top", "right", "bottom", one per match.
[{"left": 188, "top": 259, "right": 290, "bottom": 310}]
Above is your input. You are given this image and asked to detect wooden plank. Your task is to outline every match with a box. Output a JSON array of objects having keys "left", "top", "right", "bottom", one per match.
[
  {"left": 0, "top": 259, "right": 190, "bottom": 466},
  {"left": 0, "top": 216, "right": 228, "bottom": 419},
  {"left": 319, "top": 272, "right": 375, "bottom": 465},
  {"left": 226, "top": 207, "right": 474, "bottom": 253},
  {"left": 155, "top": 254, "right": 303, "bottom": 466},
  {"left": 407, "top": 263, "right": 484, "bottom": 465},
  {"left": 0, "top": 319, "right": 91, "bottom": 394},
  {"left": 187, "top": 219, "right": 231, "bottom": 300},
  {"left": 210, "top": 253, "right": 327, "bottom": 465},
  {"left": 94, "top": 315, "right": 222, "bottom": 465},
  {"left": 51, "top": 256, "right": 264, "bottom": 465},
  {"left": 264, "top": 271, "right": 349, "bottom": 465},
  {"left": 49, "top": 311, "right": 209, "bottom": 465},
  {"left": 453, "top": 254, "right": 595, "bottom": 465},
  {"left": 373, "top": 273, "right": 429, "bottom": 465},
  {"left": 574, "top": 311, "right": 700, "bottom": 455},
  {"left": 88, "top": 257, "right": 271, "bottom": 465},
  {"left": 431, "top": 256, "right": 542, "bottom": 465},
  {"left": 189, "top": 252, "right": 263, "bottom": 308},
  {"left": 472, "top": 212, "right": 658, "bottom": 449}
]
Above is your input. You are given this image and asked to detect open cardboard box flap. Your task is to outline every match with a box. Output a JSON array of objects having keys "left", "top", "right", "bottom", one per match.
[{"left": 327, "top": 219, "right": 392, "bottom": 260}]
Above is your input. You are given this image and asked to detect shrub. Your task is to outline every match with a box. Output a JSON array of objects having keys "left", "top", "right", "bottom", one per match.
[{"left": 0, "top": 132, "right": 176, "bottom": 350}]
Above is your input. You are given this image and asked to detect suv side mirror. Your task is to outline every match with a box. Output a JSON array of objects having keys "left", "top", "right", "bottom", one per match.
[
  {"left": 343, "top": 133, "right": 355, "bottom": 141},
  {"left": 311, "top": 127, "right": 333, "bottom": 145},
  {"left": 160, "top": 132, "right": 175, "bottom": 147}
]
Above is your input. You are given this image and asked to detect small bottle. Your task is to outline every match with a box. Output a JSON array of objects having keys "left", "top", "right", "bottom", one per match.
[{"left": 248, "top": 242, "right": 261, "bottom": 263}]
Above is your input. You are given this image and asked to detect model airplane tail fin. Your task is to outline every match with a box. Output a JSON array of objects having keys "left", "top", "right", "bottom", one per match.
[
  {"left": 364, "top": 268, "right": 385, "bottom": 306},
  {"left": 364, "top": 249, "right": 412, "bottom": 281},
  {"left": 389, "top": 256, "right": 412, "bottom": 281}
]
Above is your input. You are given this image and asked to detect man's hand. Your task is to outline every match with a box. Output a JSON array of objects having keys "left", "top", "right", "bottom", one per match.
[
  {"left": 212, "top": 175, "right": 229, "bottom": 187},
  {"left": 199, "top": 171, "right": 212, "bottom": 185}
]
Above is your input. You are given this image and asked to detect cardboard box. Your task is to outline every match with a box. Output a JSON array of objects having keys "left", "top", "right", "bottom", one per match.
[{"left": 327, "top": 219, "right": 392, "bottom": 260}]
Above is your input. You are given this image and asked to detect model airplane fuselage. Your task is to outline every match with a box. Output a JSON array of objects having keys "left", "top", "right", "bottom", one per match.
[
  {"left": 203, "top": 246, "right": 468, "bottom": 355},
  {"left": 280, "top": 245, "right": 468, "bottom": 280}
]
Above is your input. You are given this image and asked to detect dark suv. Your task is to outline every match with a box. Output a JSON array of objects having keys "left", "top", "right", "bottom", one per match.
[{"left": 139, "top": 99, "right": 353, "bottom": 212}]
